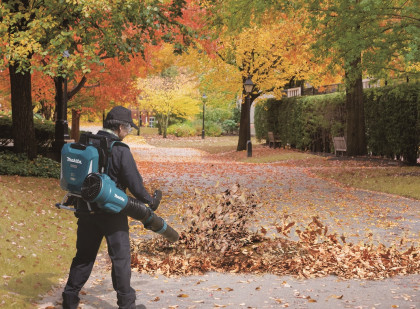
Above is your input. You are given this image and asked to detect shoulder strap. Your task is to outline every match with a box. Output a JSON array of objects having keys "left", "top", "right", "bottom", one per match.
[
  {"left": 104, "top": 140, "right": 129, "bottom": 174},
  {"left": 78, "top": 132, "right": 129, "bottom": 175}
]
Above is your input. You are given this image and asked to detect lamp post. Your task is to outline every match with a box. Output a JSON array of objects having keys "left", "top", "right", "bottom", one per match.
[
  {"left": 202, "top": 93, "right": 207, "bottom": 139},
  {"left": 244, "top": 76, "right": 254, "bottom": 157},
  {"left": 137, "top": 96, "right": 143, "bottom": 136}
]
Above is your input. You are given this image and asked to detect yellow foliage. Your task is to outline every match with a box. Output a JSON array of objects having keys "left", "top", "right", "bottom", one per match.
[
  {"left": 178, "top": 47, "right": 241, "bottom": 105},
  {"left": 147, "top": 43, "right": 180, "bottom": 75},
  {"left": 137, "top": 72, "right": 200, "bottom": 120},
  {"left": 185, "top": 13, "right": 342, "bottom": 102}
]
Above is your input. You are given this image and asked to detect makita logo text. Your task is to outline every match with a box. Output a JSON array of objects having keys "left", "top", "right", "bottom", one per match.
[
  {"left": 67, "top": 157, "right": 82, "bottom": 164},
  {"left": 114, "top": 194, "right": 125, "bottom": 202}
]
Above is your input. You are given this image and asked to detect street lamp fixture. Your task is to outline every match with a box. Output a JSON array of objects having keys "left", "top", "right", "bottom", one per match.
[
  {"left": 202, "top": 93, "right": 207, "bottom": 139},
  {"left": 244, "top": 76, "right": 254, "bottom": 157},
  {"left": 244, "top": 76, "right": 254, "bottom": 94}
]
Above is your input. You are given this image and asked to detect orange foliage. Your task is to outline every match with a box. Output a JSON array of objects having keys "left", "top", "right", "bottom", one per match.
[{"left": 0, "top": 69, "right": 10, "bottom": 111}]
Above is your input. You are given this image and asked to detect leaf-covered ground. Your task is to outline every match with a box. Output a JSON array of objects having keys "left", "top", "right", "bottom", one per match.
[
  {"left": 130, "top": 145, "right": 420, "bottom": 281},
  {"left": 36, "top": 142, "right": 419, "bottom": 308}
]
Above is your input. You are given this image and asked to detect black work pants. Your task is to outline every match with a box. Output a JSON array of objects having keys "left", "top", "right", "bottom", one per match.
[{"left": 62, "top": 213, "right": 136, "bottom": 309}]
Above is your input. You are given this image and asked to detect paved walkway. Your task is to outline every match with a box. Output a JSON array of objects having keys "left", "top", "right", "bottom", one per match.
[{"left": 37, "top": 138, "right": 420, "bottom": 309}]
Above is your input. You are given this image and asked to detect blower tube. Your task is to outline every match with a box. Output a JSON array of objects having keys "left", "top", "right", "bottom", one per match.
[{"left": 81, "top": 173, "right": 179, "bottom": 243}]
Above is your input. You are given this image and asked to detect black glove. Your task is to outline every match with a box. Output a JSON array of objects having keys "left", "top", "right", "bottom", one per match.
[{"left": 150, "top": 190, "right": 162, "bottom": 211}]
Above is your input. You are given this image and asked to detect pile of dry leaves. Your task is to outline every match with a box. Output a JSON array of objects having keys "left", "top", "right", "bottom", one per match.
[{"left": 131, "top": 184, "right": 419, "bottom": 279}]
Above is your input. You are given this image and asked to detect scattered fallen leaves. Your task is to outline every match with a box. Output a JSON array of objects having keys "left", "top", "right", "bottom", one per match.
[
  {"left": 177, "top": 293, "right": 189, "bottom": 298},
  {"left": 131, "top": 184, "right": 420, "bottom": 280}
]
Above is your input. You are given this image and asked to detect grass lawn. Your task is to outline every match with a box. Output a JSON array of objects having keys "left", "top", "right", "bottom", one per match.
[
  {"left": 314, "top": 166, "right": 420, "bottom": 200},
  {"left": 144, "top": 135, "right": 265, "bottom": 154},
  {"left": 0, "top": 176, "right": 77, "bottom": 308},
  {"left": 240, "top": 150, "right": 323, "bottom": 163}
]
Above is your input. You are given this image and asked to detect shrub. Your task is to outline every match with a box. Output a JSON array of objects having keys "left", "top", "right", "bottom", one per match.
[
  {"left": 205, "top": 121, "right": 222, "bottom": 137},
  {"left": 167, "top": 123, "right": 196, "bottom": 137},
  {"left": 204, "top": 107, "right": 232, "bottom": 123},
  {"left": 0, "top": 114, "right": 56, "bottom": 149},
  {"left": 0, "top": 151, "right": 60, "bottom": 178},
  {"left": 222, "top": 119, "right": 238, "bottom": 134}
]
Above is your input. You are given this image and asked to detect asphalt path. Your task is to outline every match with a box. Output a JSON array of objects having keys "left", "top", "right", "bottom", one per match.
[{"left": 37, "top": 136, "right": 419, "bottom": 309}]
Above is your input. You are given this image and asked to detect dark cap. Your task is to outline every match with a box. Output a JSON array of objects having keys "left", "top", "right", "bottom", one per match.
[{"left": 105, "top": 106, "right": 138, "bottom": 129}]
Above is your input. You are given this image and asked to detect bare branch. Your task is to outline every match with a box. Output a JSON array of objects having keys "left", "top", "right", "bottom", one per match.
[{"left": 67, "top": 76, "right": 87, "bottom": 100}]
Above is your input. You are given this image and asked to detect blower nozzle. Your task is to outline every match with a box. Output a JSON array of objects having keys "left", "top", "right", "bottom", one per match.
[{"left": 81, "top": 173, "right": 179, "bottom": 243}]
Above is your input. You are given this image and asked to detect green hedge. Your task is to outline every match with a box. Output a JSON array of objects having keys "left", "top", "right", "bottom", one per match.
[
  {"left": 255, "top": 92, "right": 345, "bottom": 152},
  {"left": 364, "top": 82, "right": 420, "bottom": 163},
  {"left": 255, "top": 82, "right": 419, "bottom": 163},
  {"left": 0, "top": 151, "right": 60, "bottom": 178},
  {"left": 0, "top": 115, "right": 55, "bottom": 149}
]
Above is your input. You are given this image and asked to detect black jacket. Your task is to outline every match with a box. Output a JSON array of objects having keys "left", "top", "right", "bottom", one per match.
[
  {"left": 77, "top": 130, "right": 153, "bottom": 212},
  {"left": 98, "top": 130, "right": 153, "bottom": 204}
]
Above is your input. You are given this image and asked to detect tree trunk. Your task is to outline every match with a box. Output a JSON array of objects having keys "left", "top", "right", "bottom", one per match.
[
  {"left": 162, "top": 114, "right": 169, "bottom": 138},
  {"left": 6, "top": 0, "right": 37, "bottom": 159},
  {"left": 39, "top": 100, "right": 53, "bottom": 120},
  {"left": 53, "top": 76, "right": 70, "bottom": 155},
  {"left": 9, "top": 64, "right": 37, "bottom": 159},
  {"left": 237, "top": 94, "right": 252, "bottom": 151},
  {"left": 345, "top": 57, "right": 367, "bottom": 156}
]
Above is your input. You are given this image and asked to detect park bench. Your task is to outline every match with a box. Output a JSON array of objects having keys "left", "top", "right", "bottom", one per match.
[
  {"left": 333, "top": 136, "right": 347, "bottom": 156},
  {"left": 268, "top": 131, "right": 281, "bottom": 148}
]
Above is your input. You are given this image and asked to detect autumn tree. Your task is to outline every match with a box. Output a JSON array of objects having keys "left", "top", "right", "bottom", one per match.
[
  {"left": 211, "top": 17, "right": 326, "bottom": 150},
  {"left": 185, "top": 1, "right": 339, "bottom": 151},
  {"left": 0, "top": 0, "right": 189, "bottom": 158},
  {"left": 138, "top": 69, "right": 200, "bottom": 138},
  {"left": 0, "top": 0, "right": 37, "bottom": 158},
  {"left": 303, "top": 0, "right": 420, "bottom": 156},
  {"left": 203, "top": 0, "right": 420, "bottom": 155}
]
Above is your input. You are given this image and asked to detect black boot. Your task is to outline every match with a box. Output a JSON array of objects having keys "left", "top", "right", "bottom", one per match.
[{"left": 62, "top": 292, "right": 80, "bottom": 309}]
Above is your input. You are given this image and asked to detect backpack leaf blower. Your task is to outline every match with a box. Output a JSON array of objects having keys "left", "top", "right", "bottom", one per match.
[
  {"left": 57, "top": 133, "right": 179, "bottom": 243},
  {"left": 81, "top": 173, "right": 179, "bottom": 243}
]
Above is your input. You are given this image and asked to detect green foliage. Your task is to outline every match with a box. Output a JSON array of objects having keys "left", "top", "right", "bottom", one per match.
[
  {"left": 222, "top": 119, "right": 238, "bottom": 134},
  {"left": 191, "top": 119, "right": 223, "bottom": 137},
  {"left": 364, "top": 82, "right": 420, "bottom": 163},
  {"left": 255, "top": 93, "right": 345, "bottom": 152},
  {"left": 200, "top": 106, "right": 237, "bottom": 135},
  {"left": 304, "top": 0, "right": 420, "bottom": 82},
  {"left": 256, "top": 83, "right": 420, "bottom": 163},
  {"left": 203, "top": 107, "right": 232, "bottom": 123},
  {"left": 166, "top": 119, "right": 223, "bottom": 137},
  {"left": 161, "top": 66, "right": 179, "bottom": 78},
  {"left": 167, "top": 122, "right": 196, "bottom": 137},
  {"left": 0, "top": 115, "right": 55, "bottom": 149},
  {"left": 0, "top": 0, "right": 189, "bottom": 76},
  {"left": 204, "top": 121, "right": 223, "bottom": 137},
  {"left": 0, "top": 151, "right": 60, "bottom": 178}
]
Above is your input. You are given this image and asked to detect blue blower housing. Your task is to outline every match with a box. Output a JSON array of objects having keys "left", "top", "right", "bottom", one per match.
[
  {"left": 81, "top": 173, "right": 179, "bottom": 243},
  {"left": 81, "top": 173, "right": 128, "bottom": 213},
  {"left": 60, "top": 143, "right": 99, "bottom": 195}
]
